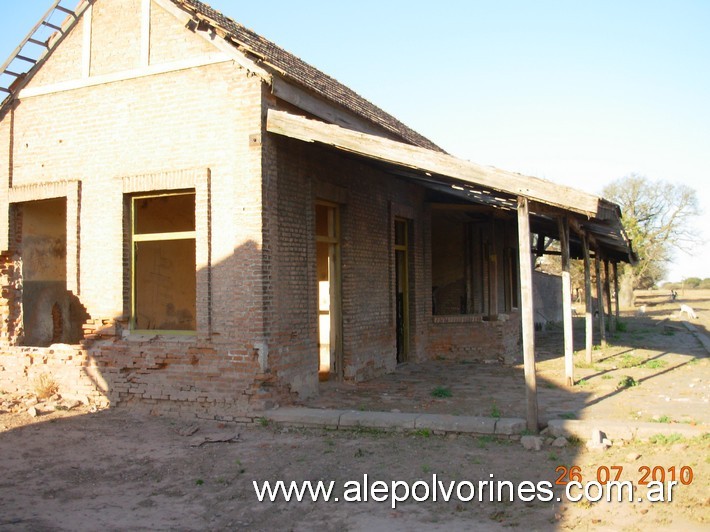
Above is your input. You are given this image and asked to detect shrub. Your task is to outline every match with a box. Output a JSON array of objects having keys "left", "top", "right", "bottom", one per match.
[{"left": 33, "top": 373, "right": 58, "bottom": 399}]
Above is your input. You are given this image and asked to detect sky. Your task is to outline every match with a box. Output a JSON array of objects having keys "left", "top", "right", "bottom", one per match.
[{"left": 1, "top": 0, "right": 709, "bottom": 282}]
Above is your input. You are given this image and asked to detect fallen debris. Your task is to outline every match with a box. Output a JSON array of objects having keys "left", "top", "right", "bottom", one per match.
[{"left": 190, "top": 432, "right": 240, "bottom": 447}]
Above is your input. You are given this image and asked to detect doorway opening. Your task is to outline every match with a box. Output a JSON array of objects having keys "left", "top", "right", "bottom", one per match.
[
  {"left": 315, "top": 202, "right": 342, "bottom": 381},
  {"left": 394, "top": 218, "right": 410, "bottom": 363},
  {"left": 15, "top": 197, "right": 85, "bottom": 346}
]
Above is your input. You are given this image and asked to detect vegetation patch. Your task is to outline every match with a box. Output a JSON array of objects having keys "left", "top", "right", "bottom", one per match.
[
  {"left": 431, "top": 386, "right": 453, "bottom": 398},
  {"left": 616, "top": 353, "right": 644, "bottom": 368},
  {"left": 641, "top": 359, "right": 668, "bottom": 369},
  {"left": 617, "top": 375, "right": 638, "bottom": 389},
  {"left": 32, "top": 373, "right": 59, "bottom": 400},
  {"left": 647, "top": 433, "right": 684, "bottom": 445}
]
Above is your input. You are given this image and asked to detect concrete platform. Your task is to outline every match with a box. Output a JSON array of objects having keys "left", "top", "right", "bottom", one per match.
[
  {"left": 263, "top": 407, "right": 526, "bottom": 436},
  {"left": 263, "top": 407, "right": 707, "bottom": 442}
]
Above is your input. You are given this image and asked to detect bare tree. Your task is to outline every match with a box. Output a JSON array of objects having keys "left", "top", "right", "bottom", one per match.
[{"left": 603, "top": 174, "right": 701, "bottom": 288}]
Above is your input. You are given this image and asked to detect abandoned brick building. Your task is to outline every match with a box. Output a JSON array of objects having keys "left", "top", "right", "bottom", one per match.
[{"left": 0, "top": 0, "right": 633, "bottom": 420}]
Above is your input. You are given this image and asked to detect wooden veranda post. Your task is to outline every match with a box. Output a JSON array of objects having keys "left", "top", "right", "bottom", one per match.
[
  {"left": 558, "top": 217, "right": 574, "bottom": 386},
  {"left": 595, "top": 253, "right": 607, "bottom": 347},
  {"left": 517, "top": 197, "right": 538, "bottom": 432},
  {"left": 604, "top": 259, "right": 613, "bottom": 333},
  {"left": 583, "top": 234, "right": 593, "bottom": 364},
  {"left": 613, "top": 261, "right": 620, "bottom": 323}
]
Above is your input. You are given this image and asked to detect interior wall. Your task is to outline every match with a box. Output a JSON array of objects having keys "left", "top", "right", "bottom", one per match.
[
  {"left": 19, "top": 198, "right": 86, "bottom": 346},
  {"left": 431, "top": 213, "right": 466, "bottom": 315},
  {"left": 133, "top": 193, "right": 196, "bottom": 331}
]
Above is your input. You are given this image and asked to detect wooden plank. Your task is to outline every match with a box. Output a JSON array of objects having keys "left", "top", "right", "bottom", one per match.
[
  {"left": 583, "top": 234, "right": 593, "bottom": 364},
  {"left": 604, "top": 259, "right": 613, "bottom": 332},
  {"left": 517, "top": 197, "right": 539, "bottom": 433},
  {"left": 267, "top": 110, "right": 603, "bottom": 216},
  {"left": 489, "top": 221, "right": 498, "bottom": 319},
  {"left": 613, "top": 261, "right": 620, "bottom": 322},
  {"left": 596, "top": 253, "right": 607, "bottom": 347},
  {"left": 558, "top": 217, "right": 574, "bottom": 386},
  {"left": 272, "top": 78, "right": 399, "bottom": 141}
]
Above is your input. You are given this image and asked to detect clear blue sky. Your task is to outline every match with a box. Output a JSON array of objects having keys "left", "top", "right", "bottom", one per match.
[{"left": 2, "top": 1, "right": 709, "bottom": 282}]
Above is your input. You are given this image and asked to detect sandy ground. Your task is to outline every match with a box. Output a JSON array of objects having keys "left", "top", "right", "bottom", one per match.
[{"left": 0, "top": 291, "right": 708, "bottom": 531}]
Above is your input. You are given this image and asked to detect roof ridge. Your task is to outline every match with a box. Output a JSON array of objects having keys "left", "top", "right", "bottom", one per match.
[{"left": 174, "top": 0, "right": 445, "bottom": 153}]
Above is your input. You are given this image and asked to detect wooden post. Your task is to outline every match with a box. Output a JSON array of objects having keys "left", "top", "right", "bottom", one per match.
[
  {"left": 595, "top": 252, "right": 607, "bottom": 347},
  {"left": 558, "top": 217, "right": 574, "bottom": 386},
  {"left": 613, "top": 261, "right": 620, "bottom": 323},
  {"left": 517, "top": 197, "right": 538, "bottom": 432},
  {"left": 489, "top": 221, "right": 498, "bottom": 320},
  {"left": 582, "top": 234, "right": 593, "bottom": 364},
  {"left": 604, "top": 259, "right": 613, "bottom": 333}
]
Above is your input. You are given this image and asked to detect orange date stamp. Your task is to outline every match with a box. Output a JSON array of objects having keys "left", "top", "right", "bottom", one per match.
[{"left": 555, "top": 465, "right": 694, "bottom": 486}]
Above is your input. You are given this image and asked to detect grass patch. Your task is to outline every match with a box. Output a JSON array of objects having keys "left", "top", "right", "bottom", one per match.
[
  {"left": 576, "top": 379, "right": 589, "bottom": 387},
  {"left": 641, "top": 359, "right": 668, "bottom": 369},
  {"left": 432, "top": 386, "right": 453, "bottom": 398},
  {"left": 653, "top": 415, "right": 672, "bottom": 423},
  {"left": 574, "top": 359, "right": 604, "bottom": 371},
  {"left": 560, "top": 412, "right": 576, "bottom": 420},
  {"left": 33, "top": 373, "right": 59, "bottom": 400},
  {"left": 615, "top": 320, "right": 628, "bottom": 332},
  {"left": 616, "top": 353, "right": 644, "bottom": 368},
  {"left": 476, "top": 435, "right": 496, "bottom": 449},
  {"left": 413, "top": 428, "right": 432, "bottom": 438},
  {"left": 648, "top": 433, "right": 684, "bottom": 445},
  {"left": 490, "top": 404, "right": 501, "bottom": 419},
  {"left": 601, "top": 374, "right": 613, "bottom": 380},
  {"left": 617, "top": 375, "right": 638, "bottom": 389},
  {"left": 353, "top": 427, "right": 386, "bottom": 436}
]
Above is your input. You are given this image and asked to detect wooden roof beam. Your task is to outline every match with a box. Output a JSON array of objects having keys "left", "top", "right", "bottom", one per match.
[{"left": 266, "top": 110, "right": 603, "bottom": 217}]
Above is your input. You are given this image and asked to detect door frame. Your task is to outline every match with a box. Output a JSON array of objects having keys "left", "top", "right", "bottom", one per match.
[{"left": 315, "top": 200, "right": 343, "bottom": 381}]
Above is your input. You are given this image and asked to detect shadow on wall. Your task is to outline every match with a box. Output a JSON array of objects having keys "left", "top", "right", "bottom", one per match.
[
  {"left": 22, "top": 282, "right": 89, "bottom": 346},
  {"left": 1, "top": 235, "right": 307, "bottom": 419}
]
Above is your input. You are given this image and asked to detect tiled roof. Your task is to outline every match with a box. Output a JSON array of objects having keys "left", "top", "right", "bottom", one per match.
[{"left": 174, "top": 0, "right": 444, "bottom": 152}]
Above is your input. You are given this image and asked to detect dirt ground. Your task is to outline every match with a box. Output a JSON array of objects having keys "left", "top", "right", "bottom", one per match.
[
  {"left": 0, "top": 291, "right": 708, "bottom": 531},
  {"left": 306, "top": 290, "right": 710, "bottom": 427}
]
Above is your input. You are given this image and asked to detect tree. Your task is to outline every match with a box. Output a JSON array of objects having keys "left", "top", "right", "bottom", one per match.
[{"left": 603, "top": 174, "right": 700, "bottom": 289}]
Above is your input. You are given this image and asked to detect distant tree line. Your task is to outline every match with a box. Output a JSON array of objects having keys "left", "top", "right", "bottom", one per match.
[{"left": 662, "top": 278, "right": 710, "bottom": 290}]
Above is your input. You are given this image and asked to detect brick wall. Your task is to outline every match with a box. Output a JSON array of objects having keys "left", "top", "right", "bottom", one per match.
[
  {"left": 262, "top": 129, "right": 432, "bottom": 392},
  {"left": 0, "top": 0, "right": 526, "bottom": 418},
  {"left": 428, "top": 314, "right": 522, "bottom": 364},
  {"left": 0, "top": 0, "right": 287, "bottom": 419}
]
